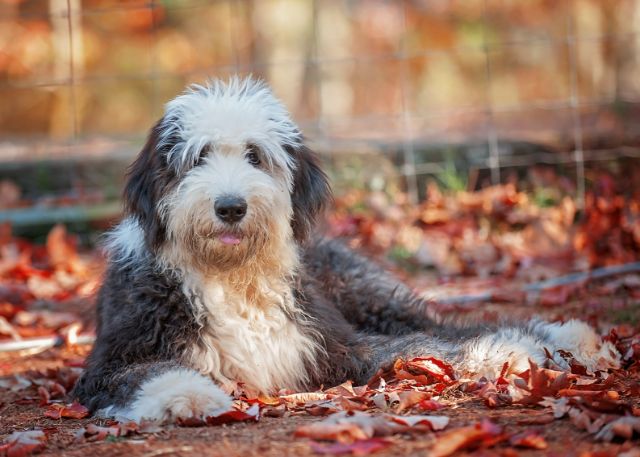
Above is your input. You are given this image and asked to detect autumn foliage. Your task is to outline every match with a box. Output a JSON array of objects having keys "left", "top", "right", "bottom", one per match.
[{"left": 1, "top": 179, "right": 640, "bottom": 456}]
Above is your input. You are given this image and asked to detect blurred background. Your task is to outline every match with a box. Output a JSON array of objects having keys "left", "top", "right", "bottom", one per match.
[
  {"left": 3, "top": 3, "right": 640, "bottom": 448},
  {"left": 1, "top": 0, "right": 639, "bottom": 286}
]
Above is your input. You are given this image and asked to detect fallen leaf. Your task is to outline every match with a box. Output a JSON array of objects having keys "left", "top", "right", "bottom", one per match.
[
  {"left": 44, "top": 402, "right": 89, "bottom": 420},
  {"left": 206, "top": 404, "right": 260, "bottom": 426},
  {"left": 394, "top": 391, "right": 430, "bottom": 413},
  {"left": 415, "top": 399, "right": 445, "bottom": 411},
  {"left": 516, "top": 360, "right": 572, "bottom": 405},
  {"left": 430, "top": 420, "right": 506, "bottom": 457},
  {"left": 594, "top": 416, "right": 640, "bottom": 441},
  {"left": 281, "top": 392, "right": 329, "bottom": 405},
  {"left": 478, "top": 380, "right": 512, "bottom": 408},
  {"left": 81, "top": 424, "right": 120, "bottom": 442},
  {"left": 509, "top": 430, "right": 547, "bottom": 449},
  {"left": 516, "top": 413, "right": 555, "bottom": 425},
  {"left": 539, "top": 397, "right": 571, "bottom": 418},
  {"left": 0, "top": 430, "right": 47, "bottom": 457},
  {"left": 309, "top": 438, "right": 391, "bottom": 455},
  {"left": 37, "top": 387, "right": 50, "bottom": 406},
  {"left": 387, "top": 414, "right": 449, "bottom": 430},
  {"left": 75, "top": 421, "right": 146, "bottom": 443},
  {"left": 403, "top": 357, "right": 456, "bottom": 384}
]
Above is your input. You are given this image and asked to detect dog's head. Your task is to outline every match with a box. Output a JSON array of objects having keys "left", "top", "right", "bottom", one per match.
[{"left": 122, "top": 77, "right": 331, "bottom": 271}]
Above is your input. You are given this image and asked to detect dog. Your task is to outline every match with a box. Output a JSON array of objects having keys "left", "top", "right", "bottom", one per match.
[{"left": 73, "top": 77, "right": 621, "bottom": 423}]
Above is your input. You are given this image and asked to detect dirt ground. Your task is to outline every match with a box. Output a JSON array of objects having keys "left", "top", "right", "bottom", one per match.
[
  {"left": 0, "top": 356, "right": 634, "bottom": 457},
  {"left": 2, "top": 190, "right": 640, "bottom": 456},
  {"left": 2, "top": 296, "right": 639, "bottom": 457}
]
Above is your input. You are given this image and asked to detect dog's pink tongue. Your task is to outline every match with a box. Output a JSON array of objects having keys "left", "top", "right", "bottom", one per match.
[{"left": 219, "top": 234, "right": 241, "bottom": 245}]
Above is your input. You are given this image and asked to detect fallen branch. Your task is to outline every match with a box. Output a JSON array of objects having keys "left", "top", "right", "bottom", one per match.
[
  {"left": 0, "top": 334, "right": 95, "bottom": 353},
  {"left": 434, "top": 261, "right": 640, "bottom": 305}
]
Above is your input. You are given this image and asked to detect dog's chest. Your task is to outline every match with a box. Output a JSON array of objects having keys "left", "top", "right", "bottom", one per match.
[{"left": 187, "top": 280, "right": 317, "bottom": 393}]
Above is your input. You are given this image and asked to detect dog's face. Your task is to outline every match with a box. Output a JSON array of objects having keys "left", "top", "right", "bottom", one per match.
[{"left": 123, "top": 78, "right": 331, "bottom": 271}]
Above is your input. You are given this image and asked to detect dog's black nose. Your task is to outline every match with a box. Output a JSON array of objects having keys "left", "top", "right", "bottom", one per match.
[{"left": 215, "top": 196, "right": 247, "bottom": 223}]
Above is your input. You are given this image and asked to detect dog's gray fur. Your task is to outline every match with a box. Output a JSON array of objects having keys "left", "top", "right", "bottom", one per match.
[{"left": 73, "top": 77, "right": 620, "bottom": 423}]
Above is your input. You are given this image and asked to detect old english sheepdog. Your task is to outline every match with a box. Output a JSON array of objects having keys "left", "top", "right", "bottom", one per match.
[{"left": 73, "top": 77, "right": 620, "bottom": 423}]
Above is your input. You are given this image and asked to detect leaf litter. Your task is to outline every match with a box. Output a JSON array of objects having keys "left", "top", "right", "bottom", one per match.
[{"left": 1, "top": 177, "right": 640, "bottom": 456}]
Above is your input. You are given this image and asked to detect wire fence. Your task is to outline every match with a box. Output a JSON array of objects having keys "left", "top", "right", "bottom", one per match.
[{"left": 1, "top": 0, "right": 640, "bottom": 209}]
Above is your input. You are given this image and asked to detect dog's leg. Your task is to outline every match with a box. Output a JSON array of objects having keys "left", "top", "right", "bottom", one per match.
[
  {"left": 73, "top": 361, "right": 233, "bottom": 423},
  {"left": 358, "top": 321, "right": 621, "bottom": 382},
  {"left": 358, "top": 330, "right": 548, "bottom": 381},
  {"left": 357, "top": 331, "right": 537, "bottom": 380}
]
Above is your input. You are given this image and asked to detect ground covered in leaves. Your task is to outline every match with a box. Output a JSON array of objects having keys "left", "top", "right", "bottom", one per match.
[{"left": 2, "top": 177, "right": 640, "bottom": 456}]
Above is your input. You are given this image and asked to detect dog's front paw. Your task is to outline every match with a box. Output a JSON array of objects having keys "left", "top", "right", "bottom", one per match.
[{"left": 113, "top": 369, "right": 233, "bottom": 423}]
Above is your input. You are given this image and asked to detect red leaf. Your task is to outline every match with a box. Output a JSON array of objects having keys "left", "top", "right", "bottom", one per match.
[
  {"left": 404, "top": 357, "right": 456, "bottom": 384},
  {"left": 75, "top": 421, "right": 143, "bottom": 443},
  {"left": 309, "top": 438, "right": 392, "bottom": 456},
  {"left": 205, "top": 404, "right": 260, "bottom": 426},
  {"left": 37, "top": 387, "right": 50, "bottom": 407},
  {"left": 63, "top": 358, "right": 86, "bottom": 368},
  {"left": 306, "top": 402, "right": 340, "bottom": 417},
  {"left": 390, "top": 357, "right": 456, "bottom": 387},
  {"left": 516, "top": 414, "right": 555, "bottom": 425},
  {"left": 429, "top": 420, "right": 506, "bottom": 457},
  {"left": 478, "top": 381, "right": 512, "bottom": 408},
  {"left": 416, "top": 399, "right": 445, "bottom": 411},
  {"left": 0, "top": 430, "right": 47, "bottom": 457},
  {"left": 176, "top": 405, "right": 261, "bottom": 427},
  {"left": 45, "top": 224, "right": 79, "bottom": 271},
  {"left": 44, "top": 402, "right": 89, "bottom": 420},
  {"left": 516, "top": 360, "right": 573, "bottom": 405},
  {"left": 176, "top": 416, "right": 207, "bottom": 427},
  {"left": 83, "top": 424, "right": 120, "bottom": 442},
  {"left": 325, "top": 381, "right": 357, "bottom": 397},
  {"left": 296, "top": 422, "right": 370, "bottom": 443},
  {"left": 394, "top": 391, "right": 430, "bottom": 413},
  {"left": 509, "top": 430, "right": 548, "bottom": 449}
]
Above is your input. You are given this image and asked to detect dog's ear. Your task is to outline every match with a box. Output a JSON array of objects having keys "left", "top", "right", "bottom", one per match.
[
  {"left": 123, "top": 118, "right": 177, "bottom": 252},
  {"left": 288, "top": 144, "right": 332, "bottom": 242}
]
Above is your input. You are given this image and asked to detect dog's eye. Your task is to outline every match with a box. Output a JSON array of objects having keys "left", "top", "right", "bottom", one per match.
[{"left": 246, "top": 145, "right": 261, "bottom": 166}]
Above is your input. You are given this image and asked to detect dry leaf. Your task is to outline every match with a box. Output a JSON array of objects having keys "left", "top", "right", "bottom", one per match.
[
  {"left": 0, "top": 430, "right": 47, "bottom": 457},
  {"left": 430, "top": 420, "right": 505, "bottom": 457},
  {"left": 44, "top": 402, "right": 89, "bottom": 420},
  {"left": 309, "top": 438, "right": 392, "bottom": 455}
]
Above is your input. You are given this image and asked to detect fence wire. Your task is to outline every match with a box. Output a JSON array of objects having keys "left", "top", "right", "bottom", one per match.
[{"left": 1, "top": 0, "right": 639, "bottom": 207}]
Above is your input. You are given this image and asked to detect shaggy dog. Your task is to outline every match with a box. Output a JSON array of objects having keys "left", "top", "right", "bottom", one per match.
[{"left": 73, "top": 77, "right": 620, "bottom": 423}]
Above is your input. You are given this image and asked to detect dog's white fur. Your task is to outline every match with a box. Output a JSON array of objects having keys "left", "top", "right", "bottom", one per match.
[
  {"left": 529, "top": 319, "right": 620, "bottom": 371},
  {"left": 185, "top": 274, "right": 319, "bottom": 393},
  {"left": 103, "top": 77, "right": 620, "bottom": 422},
  {"left": 159, "top": 78, "right": 300, "bottom": 177},
  {"left": 460, "top": 319, "right": 620, "bottom": 378},
  {"left": 103, "top": 217, "right": 146, "bottom": 267},
  {"left": 100, "top": 369, "right": 233, "bottom": 422}
]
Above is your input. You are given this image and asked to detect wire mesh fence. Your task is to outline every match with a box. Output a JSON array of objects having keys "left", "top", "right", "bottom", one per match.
[{"left": 1, "top": 0, "right": 640, "bottom": 214}]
